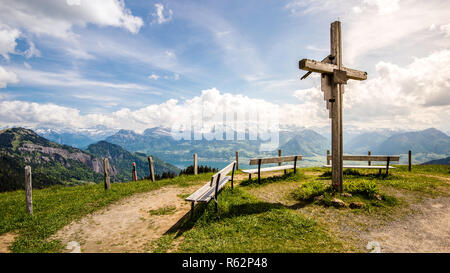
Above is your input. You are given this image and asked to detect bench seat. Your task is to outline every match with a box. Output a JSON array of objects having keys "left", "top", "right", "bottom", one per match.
[
  {"left": 323, "top": 165, "right": 396, "bottom": 169},
  {"left": 242, "top": 165, "right": 295, "bottom": 174},
  {"left": 185, "top": 176, "right": 231, "bottom": 202}
]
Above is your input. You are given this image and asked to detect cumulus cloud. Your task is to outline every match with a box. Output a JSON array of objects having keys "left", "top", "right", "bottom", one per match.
[
  {"left": 0, "top": 0, "right": 144, "bottom": 38},
  {"left": 286, "top": 0, "right": 450, "bottom": 65},
  {"left": 342, "top": 49, "right": 450, "bottom": 130},
  {"left": 152, "top": 3, "right": 173, "bottom": 24},
  {"left": 0, "top": 66, "right": 19, "bottom": 88},
  {"left": 0, "top": 24, "right": 20, "bottom": 60},
  {"left": 290, "top": 48, "right": 450, "bottom": 131},
  {"left": 0, "top": 88, "right": 326, "bottom": 133},
  {"left": 148, "top": 74, "right": 160, "bottom": 80}
]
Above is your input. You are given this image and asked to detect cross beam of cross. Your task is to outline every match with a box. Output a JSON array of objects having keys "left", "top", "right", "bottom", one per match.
[{"left": 298, "top": 21, "right": 367, "bottom": 192}]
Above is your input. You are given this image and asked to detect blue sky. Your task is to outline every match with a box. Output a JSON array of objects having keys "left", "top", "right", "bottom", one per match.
[{"left": 0, "top": 0, "right": 449, "bottom": 134}]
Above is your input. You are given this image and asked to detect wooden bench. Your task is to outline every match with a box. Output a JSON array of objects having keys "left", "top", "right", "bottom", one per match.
[
  {"left": 324, "top": 155, "right": 400, "bottom": 176},
  {"left": 242, "top": 155, "right": 302, "bottom": 183},
  {"left": 185, "top": 161, "right": 236, "bottom": 217}
]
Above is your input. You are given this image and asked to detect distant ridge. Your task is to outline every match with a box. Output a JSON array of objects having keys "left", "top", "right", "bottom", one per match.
[
  {"left": 373, "top": 128, "right": 450, "bottom": 155},
  {"left": 86, "top": 140, "right": 180, "bottom": 182},
  {"left": 421, "top": 156, "right": 450, "bottom": 165},
  {"left": 0, "top": 128, "right": 180, "bottom": 192},
  {"left": 0, "top": 127, "right": 103, "bottom": 191}
]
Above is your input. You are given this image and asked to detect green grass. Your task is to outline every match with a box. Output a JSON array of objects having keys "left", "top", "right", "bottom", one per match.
[
  {"left": 240, "top": 171, "right": 306, "bottom": 187},
  {"left": 344, "top": 180, "right": 380, "bottom": 199},
  {"left": 396, "top": 164, "right": 450, "bottom": 176},
  {"left": 291, "top": 171, "right": 400, "bottom": 213},
  {"left": 0, "top": 173, "right": 212, "bottom": 253},
  {"left": 318, "top": 166, "right": 449, "bottom": 196},
  {"left": 291, "top": 180, "right": 332, "bottom": 201},
  {"left": 1, "top": 165, "right": 448, "bottom": 253},
  {"left": 149, "top": 206, "right": 176, "bottom": 216},
  {"left": 174, "top": 188, "right": 352, "bottom": 253}
]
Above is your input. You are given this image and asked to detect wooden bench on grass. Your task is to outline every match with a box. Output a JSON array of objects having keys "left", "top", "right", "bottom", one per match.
[
  {"left": 324, "top": 155, "right": 400, "bottom": 176},
  {"left": 242, "top": 155, "right": 302, "bottom": 184},
  {"left": 185, "top": 161, "right": 236, "bottom": 217}
]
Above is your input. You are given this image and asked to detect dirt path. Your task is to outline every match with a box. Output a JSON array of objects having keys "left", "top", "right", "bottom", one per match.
[
  {"left": 0, "top": 233, "right": 16, "bottom": 253},
  {"left": 366, "top": 196, "right": 450, "bottom": 253},
  {"left": 53, "top": 185, "right": 196, "bottom": 253}
]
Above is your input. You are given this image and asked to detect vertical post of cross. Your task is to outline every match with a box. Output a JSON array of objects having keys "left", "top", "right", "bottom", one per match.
[
  {"left": 330, "top": 21, "right": 344, "bottom": 192},
  {"left": 24, "top": 166, "right": 32, "bottom": 215},
  {"left": 193, "top": 153, "right": 198, "bottom": 175},
  {"left": 103, "top": 158, "right": 110, "bottom": 190}
]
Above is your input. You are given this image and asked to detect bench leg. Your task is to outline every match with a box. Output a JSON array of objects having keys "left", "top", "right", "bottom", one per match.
[
  {"left": 385, "top": 157, "right": 390, "bottom": 177},
  {"left": 249, "top": 173, "right": 251, "bottom": 180},
  {"left": 258, "top": 159, "right": 262, "bottom": 184},
  {"left": 214, "top": 198, "right": 218, "bottom": 213},
  {"left": 378, "top": 169, "right": 381, "bottom": 176},
  {"left": 190, "top": 201, "right": 195, "bottom": 219}
]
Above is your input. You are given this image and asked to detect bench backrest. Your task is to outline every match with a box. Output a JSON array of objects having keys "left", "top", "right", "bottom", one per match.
[
  {"left": 210, "top": 161, "right": 236, "bottom": 186},
  {"left": 327, "top": 155, "right": 400, "bottom": 162},
  {"left": 249, "top": 155, "right": 303, "bottom": 165}
]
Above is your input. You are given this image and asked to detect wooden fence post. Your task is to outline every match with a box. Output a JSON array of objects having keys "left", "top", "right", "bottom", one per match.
[
  {"left": 235, "top": 151, "right": 239, "bottom": 170},
  {"left": 103, "top": 158, "right": 110, "bottom": 190},
  {"left": 368, "top": 151, "right": 371, "bottom": 166},
  {"left": 148, "top": 156, "right": 155, "bottom": 182},
  {"left": 278, "top": 149, "right": 282, "bottom": 166},
  {"left": 24, "top": 166, "right": 32, "bottom": 215},
  {"left": 193, "top": 153, "right": 198, "bottom": 175},
  {"left": 132, "top": 162, "right": 137, "bottom": 181},
  {"left": 408, "top": 150, "right": 412, "bottom": 171},
  {"left": 279, "top": 149, "right": 286, "bottom": 174},
  {"left": 326, "top": 150, "right": 330, "bottom": 165}
]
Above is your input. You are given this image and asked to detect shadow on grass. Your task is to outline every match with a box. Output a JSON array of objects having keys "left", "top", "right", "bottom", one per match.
[{"left": 239, "top": 171, "right": 305, "bottom": 187}]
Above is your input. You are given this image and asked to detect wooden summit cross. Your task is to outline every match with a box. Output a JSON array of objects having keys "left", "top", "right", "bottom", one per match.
[{"left": 299, "top": 21, "right": 367, "bottom": 192}]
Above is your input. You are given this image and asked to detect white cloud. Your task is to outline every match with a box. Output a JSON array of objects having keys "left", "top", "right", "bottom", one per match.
[
  {"left": 8, "top": 66, "right": 148, "bottom": 90},
  {"left": 165, "top": 50, "right": 175, "bottom": 58},
  {"left": 0, "top": 0, "right": 144, "bottom": 38},
  {"left": 286, "top": 0, "right": 450, "bottom": 65},
  {"left": 66, "top": 48, "right": 95, "bottom": 60},
  {"left": 0, "top": 24, "right": 20, "bottom": 60},
  {"left": 290, "top": 48, "right": 450, "bottom": 131},
  {"left": 0, "top": 88, "right": 326, "bottom": 133},
  {"left": 0, "top": 66, "right": 19, "bottom": 88},
  {"left": 148, "top": 74, "right": 160, "bottom": 80},
  {"left": 362, "top": 0, "right": 400, "bottom": 15},
  {"left": 163, "top": 73, "right": 180, "bottom": 80},
  {"left": 152, "top": 3, "right": 173, "bottom": 24},
  {"left": 439, "top": 24, "right": 450, "bottom": 37},
  {"left": 343, "top": 49, "right": 450, "bottom": 130}
]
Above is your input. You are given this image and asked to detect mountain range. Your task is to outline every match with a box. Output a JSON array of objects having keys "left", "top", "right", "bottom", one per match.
[
  {"left": 26, "top": 125, "right": 450, "bottom": 167},
  {"left": 0, "top": 128, "right": 179, "bottom": 192},
  {"left": 422, "top": 156, "right": 450, "bottom": 165},
  {"left": 104, "top": 127, "right": 449, "bottom": 165}
]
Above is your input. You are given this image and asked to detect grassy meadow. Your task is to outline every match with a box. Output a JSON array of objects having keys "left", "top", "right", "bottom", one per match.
[{"left": 0, "top": 164, "right": 448, "bottom": 253}]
